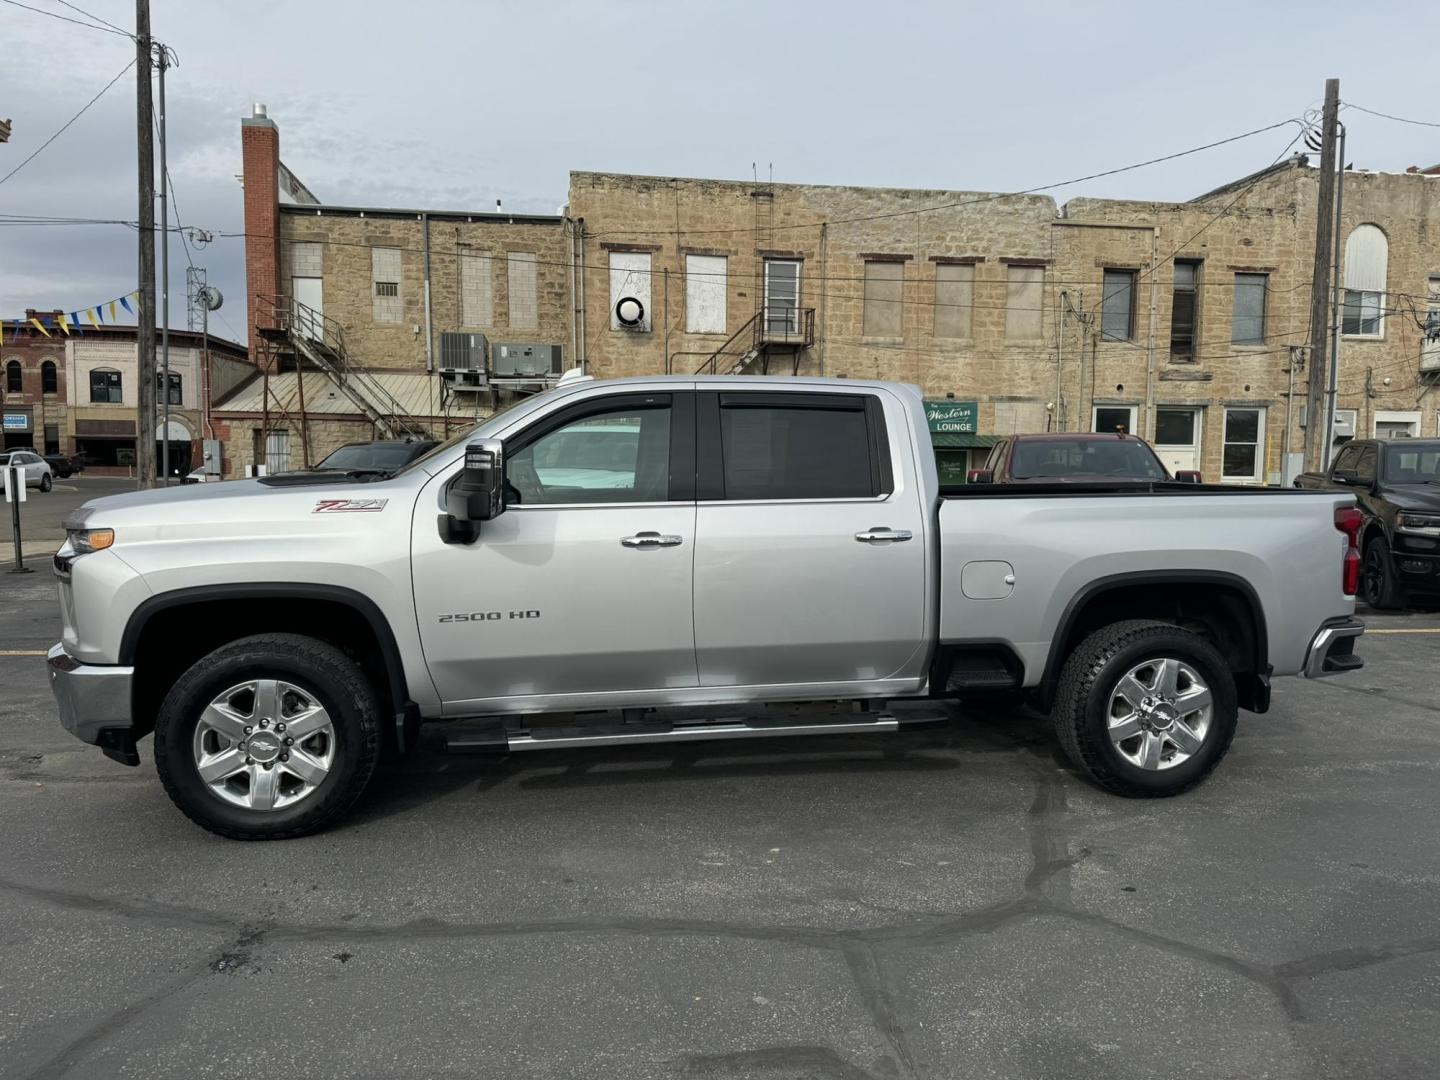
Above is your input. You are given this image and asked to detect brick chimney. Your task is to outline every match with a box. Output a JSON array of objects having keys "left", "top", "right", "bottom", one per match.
[{"left": 241, "top": 103, "right": 280, "bottom": 368}]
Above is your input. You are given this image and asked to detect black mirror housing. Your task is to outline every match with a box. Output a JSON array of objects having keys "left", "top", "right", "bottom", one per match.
[{"left": 440, "top": 439, "right": 505, "bottom": 544}]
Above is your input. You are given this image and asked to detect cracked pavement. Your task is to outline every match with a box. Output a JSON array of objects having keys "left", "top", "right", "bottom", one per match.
[{"left": 2, "top": 569, "right": 1438, "bottom": 1079}]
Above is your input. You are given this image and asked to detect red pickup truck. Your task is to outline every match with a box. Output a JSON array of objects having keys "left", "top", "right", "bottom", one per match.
[{"left": 967, "top": 432, "right": 1203, "bottom": 485}]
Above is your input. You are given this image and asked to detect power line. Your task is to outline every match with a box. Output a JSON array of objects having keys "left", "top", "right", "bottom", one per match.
[
  {"left": 0, "top": 57, "right": 136, "bottom": 187},
  {"left": 0, "top": 0, "right": 132, "bottom": 37},
  {"left": 53, "top": 0, "right": 130, "bottom": 36},
  {"left": 586, "top": 119, "right": 1304, "bottom": 238},
  {"left": 1342, "top": 102, "right": 1440, "bottom": 130}
]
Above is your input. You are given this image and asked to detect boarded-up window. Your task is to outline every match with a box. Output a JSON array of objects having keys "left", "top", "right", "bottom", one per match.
[
  {"left": 507, "top": 252, "right": 537, "bottom": 330},
  {"left": 686, "top": 254, "right": 726, "bottom": 333},
  {"left": 460, "top": 253, "right": 492, "bottom": 327},
  {"left": 1232, "top": 272, "right": 1267, "bottom": 344},
  {"left": 933, "top": 263, "right": 973, "bottom": 338},
  {"left": 1005, "top": 265, "right": 1044, "bottom": 339},
  {"left": 1101, "top": 269, "right": 1137, "bottom": 341},
  {"left": 371, "top": 247, "right": 402, "bottom": 324},
  {"left": 290, "top": 241, "right": 322, "bottom": 277},
  {"left": 863, "top": 260, "right": 904, "bottom": 337},
  {"left": 609, "top": 251, "right": 653, "bottom": 331},
  {"left": 1342, "top": 224, "right": 1388, "bottom": 338}
]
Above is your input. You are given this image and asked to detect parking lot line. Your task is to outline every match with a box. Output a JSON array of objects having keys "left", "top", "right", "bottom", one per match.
[
  {"left": 1366, "top": 628, "right": 1440, "bottom": 635},
  {"left": 0, "top": 649, "right": 47, "bottom": 656}
]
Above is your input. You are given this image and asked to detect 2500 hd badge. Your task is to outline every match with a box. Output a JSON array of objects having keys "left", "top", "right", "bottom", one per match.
[{"left": 438, "top": 610, "right": 541, "bottom": 623}]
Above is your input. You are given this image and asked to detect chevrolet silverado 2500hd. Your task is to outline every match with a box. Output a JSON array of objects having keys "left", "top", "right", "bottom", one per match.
[{"left": 48, "top": 376, "right": 1366, "bottom": 839}]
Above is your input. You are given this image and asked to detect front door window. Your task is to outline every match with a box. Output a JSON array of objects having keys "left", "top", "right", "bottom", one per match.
[
  {"left": 1093, "top": 406, "right": 1136, "bottom": 436},
  {"left": 764, "top": 260, "right": 800, "bottom": 336}
]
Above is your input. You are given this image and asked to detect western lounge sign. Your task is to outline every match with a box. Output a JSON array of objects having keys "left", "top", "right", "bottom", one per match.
[{"left": 924, "top": 400, "right": 978, "bottom": 433}]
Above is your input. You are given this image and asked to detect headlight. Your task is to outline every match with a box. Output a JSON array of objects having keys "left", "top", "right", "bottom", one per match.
[
  {"left": 1397, "top": 514, "right": 1440, "bottom": 531},
  {"left": 65, "top": 528, "right": 115, "bottom": 554}
]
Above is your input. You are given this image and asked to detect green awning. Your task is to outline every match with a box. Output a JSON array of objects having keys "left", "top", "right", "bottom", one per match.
[{"left": 932, "top": 434, "right": 999, "bottom": 449}]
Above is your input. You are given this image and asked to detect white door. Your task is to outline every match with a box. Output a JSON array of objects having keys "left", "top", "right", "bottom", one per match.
[
  {"left": 763, "top": 260, "right": 800, "bottom": 336},
  {"left": 1153, "top": 407, "right": 1200, "bottom": 474},
  {"left": 293, "top": 277, "right": 323, "bottom": 338}
]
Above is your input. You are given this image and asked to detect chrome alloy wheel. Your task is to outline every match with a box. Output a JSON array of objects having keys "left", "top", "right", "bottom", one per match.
[
  {"left": 1106, "top": 657, "right": 1213, "bottom": 771},
  {"left": 192, "top": 679, "right": 336, "bottom": 811}
]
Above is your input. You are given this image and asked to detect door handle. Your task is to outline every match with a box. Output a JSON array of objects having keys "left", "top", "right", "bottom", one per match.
[
  {"left": 855, "top": 527, "right": 914, "bottom": 543},
  {"left": 621, "top": 531, "right": 684, "bottom": 548}
]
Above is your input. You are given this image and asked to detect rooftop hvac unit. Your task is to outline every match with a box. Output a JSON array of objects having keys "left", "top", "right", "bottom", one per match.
[
  {"left": 492, "top": 343, "right": 563, "bottom": 379},
  {"left": 440, "top": 332, "right": 489, "bottom": 372}
]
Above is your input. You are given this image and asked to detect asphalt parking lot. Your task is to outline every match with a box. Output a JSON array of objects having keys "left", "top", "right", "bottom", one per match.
[
  {"left": 1, "top": 573, "right": 1438, "bottom": 1080},
  {"left": 0, "top": 476, "right": 136, "bottom": 562}
]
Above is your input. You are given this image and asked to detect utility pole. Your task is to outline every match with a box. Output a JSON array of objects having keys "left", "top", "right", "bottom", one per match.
[
  {"left": 134, "top": 0, "right": 157, "bottom": 489},
  {"left": 156, "top": 43, "right": 171, "bottom": 484},
  {"left": 1303, "top": 78, "right": 1340, "bottom": 473},
  {"left": 1322, "top": 121, "right": 1347, "bottom": 472}
]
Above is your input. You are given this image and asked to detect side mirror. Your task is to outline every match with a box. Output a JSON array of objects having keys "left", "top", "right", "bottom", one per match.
[
  {"left": 967, "top": 468, "right": 994, "bottom": 485},
  {"left": 1175, "top": 470, "right": 1202, "bottom": 484},
  {"left": 439, "top": 439, "right": 505, "bottom": 544},
  {"left": 1332, "top": 469, "right": 1359, "bottom": 486}
]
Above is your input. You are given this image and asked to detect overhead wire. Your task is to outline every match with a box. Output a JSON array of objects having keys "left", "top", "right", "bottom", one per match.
[
  {"left": 1342, "top": 102, "right": 1440, "bottom": 130},
  {"left": 0, "top": 0, "right": 133, "bottom": 37},
  {"left": 0, "top": 57, "right": 137, "bottom": 187}
]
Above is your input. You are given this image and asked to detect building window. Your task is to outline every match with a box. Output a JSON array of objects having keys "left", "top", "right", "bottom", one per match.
[
  {"left": 1222, "top": 407, "right": 1265, "bottom": 482},
  {"left": 371, "top": 246, "right": 402, "bottom": 324},
  {"left": 1342, "top": 224, "right": 1387, "bottom": 338},
  {"left": 156, "top": 371, "right": 182, "bottom": 405},
  {"left": 41, "top": 360, "right": 57, "bottom": 394},
  {"left": 507, "top": 251, "right": 538, "bottom": 330},
  {"left": 1005, "top": 265, "right": 1044, "bottom": 340},
  {"left": 43, "top": 424, "right": 59, "bottom": 456},
  {"left": 1101, "top": 269, "right": 1137, "bottom": 342},
  {"left": 4, "top": 360, "right": 19, "bottom": 394},
  {"left": 862, "top": 260, "right": 904, "bottom": 338},
  {"left": 932, "top": 263, "right": 974, "bottom": 339},
  {"left": 685, "top": 254, "right": 727, "bottom": 334},
  {"left": 1170, "top": 260, "right": 1201, "bottom": 361},
  {"left": 608, "top": 251, "right": 652, "bottom": 331},
  {"left": 1093, "top": 405, "right": 1137, "bottom": 435},
  {"left": 460, "top": 252, "right": 493, "bottom": 327},
  {"left": 264, "top": 429, "right": 290, "bottom": 474},
  {"left": 1231, "top": 272, "right": 1267, "bottom": 344},
  {"left": 89, "top": 369, "right": 122, "bottom": 404}
]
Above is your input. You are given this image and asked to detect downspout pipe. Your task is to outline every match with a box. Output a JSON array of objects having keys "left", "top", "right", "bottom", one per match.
[{"left": 422, "top": 212, "right": 434, "bottom": 373}]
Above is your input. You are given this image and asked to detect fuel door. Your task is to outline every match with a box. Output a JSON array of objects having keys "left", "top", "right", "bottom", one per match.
[{"left": 960, "top": 560, "right": 1016, "bottom": 600}]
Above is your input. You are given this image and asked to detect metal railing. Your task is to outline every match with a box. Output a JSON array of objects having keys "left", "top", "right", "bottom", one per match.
[
  {"left": 693, "top": 306, "right": 815, "bottom": 376},
  {"left": 256, "top": 294, "right": 430, "bottom": 440}
]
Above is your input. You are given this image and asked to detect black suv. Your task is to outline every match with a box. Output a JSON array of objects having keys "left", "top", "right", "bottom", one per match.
[{"left": 1295, "top": 439, "right": 1440, "bottom": 608}]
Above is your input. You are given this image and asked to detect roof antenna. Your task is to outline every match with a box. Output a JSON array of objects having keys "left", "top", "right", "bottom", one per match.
[{"left": 752, "top": 162, "right": 757, "bottom": 183}]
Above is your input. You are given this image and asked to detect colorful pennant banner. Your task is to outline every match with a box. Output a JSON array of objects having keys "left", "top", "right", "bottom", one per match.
[{"left": 9, "top": 290, "right": 141, "bottom": 343}]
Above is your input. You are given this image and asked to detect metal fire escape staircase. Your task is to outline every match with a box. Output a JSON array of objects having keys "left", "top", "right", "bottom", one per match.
[
  {"left": 256, "top": 295, "right": 430, "bottom": 441},
  {"left": 694, "top": 306, "right": 816, "bottom": 376}
]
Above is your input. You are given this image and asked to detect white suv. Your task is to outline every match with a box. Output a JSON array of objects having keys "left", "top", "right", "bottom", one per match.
[{"left": 0, "top": 450, "right": 53, "bottom": 492}]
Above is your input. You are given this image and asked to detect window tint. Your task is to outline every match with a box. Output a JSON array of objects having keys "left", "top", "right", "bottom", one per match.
[
  {"left": 719, "top": 401, "right": 874, "bottom": 499},
  {"left": 509, "top": 405, "right": 671, "bottom": 504},
  {"left": 1385, "top": 446, "right": 1440, "bottom": 483},
  {"left": 1355, "top": 445, "right": 1379, "bottom": 483},
  {"left": 1331, "top": 444, "right": 1360, "bottom": 476},
  {"left": 1010, "top": 439, "right": 1165, "bottom": 480}
]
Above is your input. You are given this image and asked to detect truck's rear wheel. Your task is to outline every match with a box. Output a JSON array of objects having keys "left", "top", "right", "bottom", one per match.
[
  {"left": 1052, "top": 619, "right": 1237, "bottom": 797},
  {"left": 154, "top": 633, "right": 382, "bottom": 839}
]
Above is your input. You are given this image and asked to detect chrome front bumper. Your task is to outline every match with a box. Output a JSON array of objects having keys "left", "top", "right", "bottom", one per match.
[
  {"left": 1302, "top": 619, "right": 1365, "bottom": 679},
  {"left": 47, "top": 643, "right": 134, "bottom": 744}
]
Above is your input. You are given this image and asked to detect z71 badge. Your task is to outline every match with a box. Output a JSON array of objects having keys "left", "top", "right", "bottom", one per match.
[{"left": 313, "top": 498, "right": 389, "bottom": 513}]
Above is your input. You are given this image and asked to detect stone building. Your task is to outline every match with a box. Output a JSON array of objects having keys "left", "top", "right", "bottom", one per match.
[
  {"left": 2, "top": 311, "right": 249, "bottom": 474},
  {"left": 229, "top": 103, "right": 1440, "bottom": 483},
  {"left": 568, "top": 160, "right": 1440, "bottom": 482},
  {"left": 221, "top": 105, "right": 573, "bottom": 477}
]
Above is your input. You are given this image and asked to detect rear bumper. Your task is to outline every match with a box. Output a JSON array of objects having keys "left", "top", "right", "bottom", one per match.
[
  {"left": 1302, "top": 618, "right": 1365, "bottom": 679},
  {"left": 47, "top": 643, "right": 134, "bottom": 747}
]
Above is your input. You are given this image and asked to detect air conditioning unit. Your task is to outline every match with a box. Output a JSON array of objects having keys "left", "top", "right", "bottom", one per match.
[
  {"left": 440, "top": 332, "right": 488, "bottom": 373},
  {"left": 492, "top": 343, "right": 563, "bottom": 379}
]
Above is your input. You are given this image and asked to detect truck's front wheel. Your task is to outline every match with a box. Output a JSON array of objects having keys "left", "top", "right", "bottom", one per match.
[
  {"left": 154, "top": 634, "right": 382, "bottom": 839},
  {"left": 1052, "top": 620, "right": 1238, "bottom": 797}
]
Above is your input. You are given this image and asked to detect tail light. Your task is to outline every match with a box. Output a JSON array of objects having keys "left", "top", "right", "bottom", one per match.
[{"left": 1334, "top": 506, "right": 1362, "bottom": 597}]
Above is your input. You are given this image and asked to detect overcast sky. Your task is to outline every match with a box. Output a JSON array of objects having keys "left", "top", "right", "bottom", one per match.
[{"left": 3, "top": 0, "right": 1437, "bottom": 345}]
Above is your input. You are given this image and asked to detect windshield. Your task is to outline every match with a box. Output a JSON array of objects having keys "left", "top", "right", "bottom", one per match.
[
  {"left": 1383, "top": 443, "right": 1440, "bottom": 484},
  {"left": 1011, "top": 438, "right": 1167, "bottom": 480},
  {"left": 314, "top": 442, "right": 433, "bottom": 471}
]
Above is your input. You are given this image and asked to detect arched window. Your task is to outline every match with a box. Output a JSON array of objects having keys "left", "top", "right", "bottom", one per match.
[
  {"left": 4, "top": 360, "right": 19, "bottom": 394},
  {"left": 1343, "top": 224, "right": 1388, "bottom": 338},
  {"left": 41, "top": 360, "right": 57, "bottom": 395}
]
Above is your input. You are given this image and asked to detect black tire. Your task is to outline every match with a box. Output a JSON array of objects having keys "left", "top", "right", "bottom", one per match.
[
  {"left": 154, "top": 633, "right": 383, "bottom": 839},
  {"left": 1052, "top": 619, "right": 1238, "bottom": 798},
  {"left": 1362, "top": 535, "right": 1405, "bottom": 610},
  {"left": 39, "top": 473, "right": 52, "bottom": 492}
]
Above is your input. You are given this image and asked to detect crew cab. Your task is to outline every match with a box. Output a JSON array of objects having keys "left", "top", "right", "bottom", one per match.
[
  {"left": 1295, "top": 438, "right": 1440, "bottom": 608},
  {"left": 968, "top": 432, "right": 1202, "bottom": 485},
  {"left": 48, "top": 376, "right": 1365, "bottom": 839}
]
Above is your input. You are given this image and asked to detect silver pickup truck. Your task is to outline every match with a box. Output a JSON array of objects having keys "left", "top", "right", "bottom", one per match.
[{"left": 48, "top": 376, "right": 1365, "bottom": 839}]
